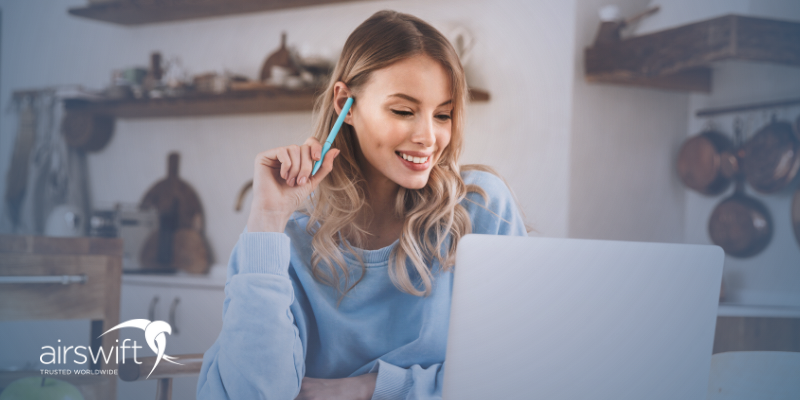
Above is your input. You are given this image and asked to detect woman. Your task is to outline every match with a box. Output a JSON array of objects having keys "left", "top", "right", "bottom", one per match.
[{"left": 198, "top": 10, "right": 527, "bottom": 400}]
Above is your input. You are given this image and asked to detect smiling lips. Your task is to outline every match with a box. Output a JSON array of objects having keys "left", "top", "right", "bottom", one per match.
[{"left": 396, "top": 151, "right": 432, "bottom": 171}]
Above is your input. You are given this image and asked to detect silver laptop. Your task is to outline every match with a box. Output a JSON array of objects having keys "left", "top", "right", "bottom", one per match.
[{"left": 443, "top": 235, "right": 724, "bottom": 400}]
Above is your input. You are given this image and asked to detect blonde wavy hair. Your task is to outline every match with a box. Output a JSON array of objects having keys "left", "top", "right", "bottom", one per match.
[{"left": 302, "top": 10, "right": 493, "bottom": 303}]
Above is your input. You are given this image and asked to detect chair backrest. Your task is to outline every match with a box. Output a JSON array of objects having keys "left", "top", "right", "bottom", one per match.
[
  {"left": 707, "top": 351, "right": 800, "bottom": 399},
  {"left": 0, "top": 234, "right": 123, "bottom": 400}
]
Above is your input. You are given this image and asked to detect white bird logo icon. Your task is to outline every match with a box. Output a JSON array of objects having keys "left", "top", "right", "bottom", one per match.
[{"left": 100, "top": 319, "right": 182, "bottom": 379}]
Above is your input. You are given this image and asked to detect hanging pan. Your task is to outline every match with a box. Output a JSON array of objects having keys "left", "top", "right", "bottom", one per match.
[
  {"left": 677, "top": 128, "right": 738, "bottom": 196},
  {"left": 741, "top": 116, "right": 800, "bottom": 194},
  {"left": 707, "top": 121, "right": 773, "bottom": 258},
  {"left": 708, "top": 178, "right": 773, "bottom": 258}
]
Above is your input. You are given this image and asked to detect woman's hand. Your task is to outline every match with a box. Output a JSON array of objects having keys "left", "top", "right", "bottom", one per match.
[
  {"left": 247, "top": 137, "right": 340, "bottom": 233},
  {"left": 294, "top": 373, "right": 378, "bottom": 400}
]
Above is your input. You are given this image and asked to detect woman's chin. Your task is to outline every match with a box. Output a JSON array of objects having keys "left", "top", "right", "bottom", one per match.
[{"left": 394, "top": 174, "right": 430, "bottom": 190}]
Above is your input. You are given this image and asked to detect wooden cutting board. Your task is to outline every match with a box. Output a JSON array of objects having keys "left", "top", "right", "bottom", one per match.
[
  {"left": 139, "top": 152, "right": 209, "bottom": 273},
  {"left": 141, "top": 152, "right": 203, "bottom": 230}
]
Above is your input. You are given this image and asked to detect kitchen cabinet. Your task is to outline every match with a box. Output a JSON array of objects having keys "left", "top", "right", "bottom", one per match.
[{"left": 116, "top": 270, "right": 226, "bottom": 400}]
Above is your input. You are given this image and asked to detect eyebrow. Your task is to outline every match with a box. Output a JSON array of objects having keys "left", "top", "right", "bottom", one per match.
[{"left": 388, "top": 93, "right": 452, "bottom": 107}]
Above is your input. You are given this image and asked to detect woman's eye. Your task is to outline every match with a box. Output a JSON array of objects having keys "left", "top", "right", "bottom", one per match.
[
  {"left": 391, "top": 110, "right": 413, "bottom": 116},
  {"left": 436, "top": 114, "right": 452, "bottom": 121}
]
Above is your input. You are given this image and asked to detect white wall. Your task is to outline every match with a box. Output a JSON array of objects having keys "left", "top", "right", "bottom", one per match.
[
  {"left": 0, "top": 0, "right": 577, "bottom": 266},
  {"left": 568, "top": 0, "right": 689, "bottom": 243},
  {"left": 635, "top": 0, "right": 800, "bottom": 35}
]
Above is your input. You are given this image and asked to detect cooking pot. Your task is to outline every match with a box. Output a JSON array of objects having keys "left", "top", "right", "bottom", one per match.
[
  {"left": 708, "top": 179, "right": 773, "bottom": 258},
  {"left": 741, "top": 118, "right": 800, "bottom": 194},
  {"left": 677, "top": 129, "right": 737, "bottom": 195}
]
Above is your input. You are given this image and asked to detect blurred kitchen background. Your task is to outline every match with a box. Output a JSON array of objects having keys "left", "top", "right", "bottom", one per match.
[{"left": 1, "top": 0, "right": 799, "bottom": 399}]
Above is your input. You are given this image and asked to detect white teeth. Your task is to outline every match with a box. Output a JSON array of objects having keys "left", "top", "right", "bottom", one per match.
[{"left": 399, "top": 152, "right": 428, "bottom": 164}]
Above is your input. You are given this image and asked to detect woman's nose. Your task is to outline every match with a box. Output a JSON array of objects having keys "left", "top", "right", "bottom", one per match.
[{"left": 411, "top": 117, "right": 436, "bottom": 147}]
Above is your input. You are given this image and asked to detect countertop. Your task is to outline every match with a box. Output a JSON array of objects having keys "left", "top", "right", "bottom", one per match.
[{"left": 121, "top": 264, "right": 227, "bottom": 289}]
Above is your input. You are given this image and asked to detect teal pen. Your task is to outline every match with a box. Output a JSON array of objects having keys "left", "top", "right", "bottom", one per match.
[{"left": 312, "top": 97, "right": 354, "bottom": 176}]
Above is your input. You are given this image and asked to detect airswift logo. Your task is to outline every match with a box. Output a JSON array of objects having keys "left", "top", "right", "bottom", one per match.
[
  {"left": 40, "top": 319, "right": 181, "bottom": 379},
  {"left": 100, "top": 319, "right": 183, "bottom": 378}
]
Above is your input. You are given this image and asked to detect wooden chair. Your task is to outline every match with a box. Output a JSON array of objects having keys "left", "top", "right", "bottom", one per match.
[
  {"left": 707, "top": 351, "right": 800, "bottom": 399},
  {"left": 0, "top": 234, "right": 123, "bottom": 400},
  {"left": 119, "top": 353, "right": 205, "bottom": 400}
]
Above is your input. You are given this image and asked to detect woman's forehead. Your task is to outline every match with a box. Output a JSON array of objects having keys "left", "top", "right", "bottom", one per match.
[{"left": 363, "top": 55, "right": 452, "bottom": 106}]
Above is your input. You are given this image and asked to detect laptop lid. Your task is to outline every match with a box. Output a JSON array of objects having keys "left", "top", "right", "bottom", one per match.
[{"left": 443, "top": 234, "right": 724, "bottom": 400}]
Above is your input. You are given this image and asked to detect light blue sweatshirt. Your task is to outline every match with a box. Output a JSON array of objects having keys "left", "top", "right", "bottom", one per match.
[{"left": 197, "top": 170, "right": 527, "bottom": 400}]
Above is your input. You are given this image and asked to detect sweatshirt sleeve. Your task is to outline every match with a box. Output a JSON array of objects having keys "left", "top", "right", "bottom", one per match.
[
  {"left": 196, "top": 230, "right": 306, "bottom": 400},
  {"left": 463, "top": 170, "right": 528, "bottom": 237},
  {"left": 368, "top": 360, "right": 445, "bottom": 400}
]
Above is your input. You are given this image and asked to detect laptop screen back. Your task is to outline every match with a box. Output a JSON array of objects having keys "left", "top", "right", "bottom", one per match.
[{"left": 443, "top": 235, "right": 723, "bottom": 400}]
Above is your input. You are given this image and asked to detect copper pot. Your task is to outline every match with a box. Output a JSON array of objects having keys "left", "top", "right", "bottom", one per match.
[
  {"left": 708, "top": 180, "right": 773, "bottom": 258},
  {"left": 61, "top": 111, "right": 114, "bottom": 152},
  {"left": 741, "top": 118, "right": 800, "bottom": 194},
  {"left": 677, "top": 130, "right": 738, "bottom": 195}
]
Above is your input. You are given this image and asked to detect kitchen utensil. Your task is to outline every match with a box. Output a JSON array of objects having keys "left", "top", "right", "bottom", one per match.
[
  {"left": 139, "top": 153, "right": 208, "bottom": 273},
  {"left": 447, "top": 25, "right": 475, "bottom": 66},
  {"left": 259, "top": 32, "right": 301, "bottom": 82},
  {"left": 708, "top": 179, "right": 772, "bottom": 258},
  {"left": 741, "top": 117, "right": 800, "bottom": 194},
  {"left": 592, "top": 5, "right": 660, "bottom": 45},
  {"left": 193, "top": 72, "right": 228, "bottom": 94},
  {"left": 139, "top": 199, "right": 178, "bottom": 272},
  {"left": 172, "top": 214, "right": 210, "bottom": 274},
  {"left": 89, "top": 209, "right": 118, "bottom": 237},
  {"left": 44, "top": 204, "right": 84, "bottom": 237},
  {"left": 140, "top": 152, "right": 204, "bottom": 230},
  {"left": 60, "top": 111, "right": 115, "bottom": 152},
  {"left": 140, "top": 206, "right": 209, "bottom": 274},
  {"left": 677, "top": 129, "right": 737, "bottom": 195},
  {"left": 235, "top": 179, "right": 253, "bottom": 212}
]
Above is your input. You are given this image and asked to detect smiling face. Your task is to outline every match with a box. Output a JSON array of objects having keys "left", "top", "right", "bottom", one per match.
[{"left": 340, "top": 54, "right": 453, "bottom": 191}]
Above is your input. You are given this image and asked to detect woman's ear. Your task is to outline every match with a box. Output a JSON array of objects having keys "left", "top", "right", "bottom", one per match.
[{"left": 332, "top": 82, "right": 354, "bottom": 125}]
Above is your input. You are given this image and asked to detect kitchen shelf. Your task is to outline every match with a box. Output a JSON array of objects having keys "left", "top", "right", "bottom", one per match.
[
  {"left": 68, "top": 0, "right": 374, "bottom": 26},
  {"left": 584, "top": 15, "right": 800, "bottom": 92},
  {"left": 63, "top": 86, "right": 491, "bottom": 119}
]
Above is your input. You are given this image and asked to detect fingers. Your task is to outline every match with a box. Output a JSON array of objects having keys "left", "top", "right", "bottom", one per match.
[
  {"left": 255, "top": 147, "right": 284, "bottom": 170},
  {"left": 303, "top": 137, "right": 323, "bottom": 162},
  {"left": 284, "top": 145, "right": 302, "bottom": 186},
  {"left": 269, "top": 147, "right": 291, "bottom": 180},
  {"left": 297, "top": 145, "right": 314, "bottom": 186},
  {"left": 308, "top": 148, "right": 340, "bottom": 187},
  {"left": 256, "top": 138, "right": 327, "bottom": 188}
]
